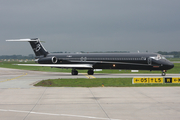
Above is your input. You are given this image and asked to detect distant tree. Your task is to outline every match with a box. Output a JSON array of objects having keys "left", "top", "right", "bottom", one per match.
[
  {"left": 157, "top": 51, "right": 180, "bottom": 58},
  {"left": 28, "top": 54, "right": 35, "bottom": 59}
]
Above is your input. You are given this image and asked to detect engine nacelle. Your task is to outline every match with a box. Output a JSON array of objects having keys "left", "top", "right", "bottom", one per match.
[{"left": 35, "top": 56, "right": 58, "bottom": 64}]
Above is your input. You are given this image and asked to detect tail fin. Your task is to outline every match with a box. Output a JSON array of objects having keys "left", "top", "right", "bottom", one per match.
[{"left": 6, "top": 38, "right": 49, "bottom": 57}]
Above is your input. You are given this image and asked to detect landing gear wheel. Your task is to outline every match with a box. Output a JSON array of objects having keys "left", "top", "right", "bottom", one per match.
[
  {"left": 161, "top": 70, "right": 166, "bottom": 76},
  {"left": 162, "top": 72, "right": 166, "bottom": 76},
  {"left": 72, "top": 69, "right": 78, "bottom": 75},
  {"left": 88, "top": 69, "right": 94, "bottom": 75}
]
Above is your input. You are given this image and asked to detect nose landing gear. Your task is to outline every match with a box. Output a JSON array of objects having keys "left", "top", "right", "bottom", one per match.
[{"left": 162, "top": 70, "right": 166, "bottom": 76}]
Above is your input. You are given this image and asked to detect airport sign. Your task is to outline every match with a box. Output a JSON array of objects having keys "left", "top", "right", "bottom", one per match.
[
  {"left": 148, "top": 78, "right": 163, "bottom": 83},
  {"left": 165, "top": 78, "right": 172, "bottom": 83},
  {"left": 172, "top": 78, "right": 180, "bottom": 83},
  {"left": 133, "top": 77, "right": 163, "bottom": 84},
  {"left": 133, "top": 77, "right": 180, "bottom": 84},
  {"left": 133, "top": 78, "right": 149, "bottom": 83}
]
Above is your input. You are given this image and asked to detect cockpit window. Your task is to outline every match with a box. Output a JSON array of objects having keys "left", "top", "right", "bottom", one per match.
[{"left": 150, "top": 54, "right": 166, "bottom": 60}]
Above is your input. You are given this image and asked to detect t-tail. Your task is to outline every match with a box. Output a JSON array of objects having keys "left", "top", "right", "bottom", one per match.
[{"left": 6, "top": 38, "right": 49, "bottom": 57}]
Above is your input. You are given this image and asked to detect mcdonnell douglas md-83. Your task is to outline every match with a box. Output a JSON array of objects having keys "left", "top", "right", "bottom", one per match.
[{"left": 6, "top": 38, "right": 174, "bottom": 76}]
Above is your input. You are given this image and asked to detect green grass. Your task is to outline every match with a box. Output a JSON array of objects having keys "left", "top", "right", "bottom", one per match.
[
  {"left": 167, "top": 58, "right": 180, "bottom": 61},
  {"left": 35, "top": 78, "right": 180, "bottom": 87},
  {"left": 1, "top": 61, "right": 180, "bottom": 74}
]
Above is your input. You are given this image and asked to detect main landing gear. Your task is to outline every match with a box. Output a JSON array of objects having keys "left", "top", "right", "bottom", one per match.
[
  {"left": 162, "top": 70, "right": 166, "bottom": 76},
  {"left": 71, "top": 69, "right": 94, "bottom": 75},
  {"left": 71, "top": 69, "right": 78, "bottom": 75},
  {"left": 87, "top": 69, "right": 94, "bottom": 75}
]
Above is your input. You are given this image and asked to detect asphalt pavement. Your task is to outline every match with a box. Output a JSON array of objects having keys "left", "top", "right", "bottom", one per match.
[{"left": 0, "top": 67, "right": 180, "bottom": 120}]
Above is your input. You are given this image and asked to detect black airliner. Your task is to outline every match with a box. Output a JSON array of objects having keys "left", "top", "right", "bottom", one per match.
[{"left": 6, "top": 38, "right": 174, "bottom": 76}]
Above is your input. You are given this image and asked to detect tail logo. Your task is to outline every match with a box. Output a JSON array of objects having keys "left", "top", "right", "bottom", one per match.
[{"left": 34, "top": 44, "right": 41, "bottom": 52}]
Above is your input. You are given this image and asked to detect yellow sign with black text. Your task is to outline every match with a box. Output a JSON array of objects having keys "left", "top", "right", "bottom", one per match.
[
  {"left": 149, "top": 78, "right": 163, "bottom": 83},
  {"left": 133, "top": 78, "right": 148, "bottom": 83},
  {"left": 133, "top": 77, "right": 180, "bottom": 84},
  {"left": 133, "top": 77, "right": 163, "bottom": 84},
  {"left": 172, "top": 78, "right": 180, "bottom": 83}
]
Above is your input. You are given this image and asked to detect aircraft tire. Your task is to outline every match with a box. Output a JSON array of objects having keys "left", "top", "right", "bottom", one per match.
[
  {"left": 162, "top": 72, "right": 166, "bottom": 76},
  {"left": 88, "top": 69, "right": 94, "bottom": 75},
  {"left": 72, "top": 70, "right": 78, "bottom": 75}
]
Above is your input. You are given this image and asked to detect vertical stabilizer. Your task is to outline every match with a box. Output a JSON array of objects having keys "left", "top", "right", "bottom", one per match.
[{"left": 6, "top": 38, "right": 49, "bottom": 57}]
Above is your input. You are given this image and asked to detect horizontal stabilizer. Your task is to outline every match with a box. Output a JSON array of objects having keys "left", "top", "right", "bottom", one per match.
[
  {"left": 6, "top": 38, "right": 48, "bottom": 56},
  {"left": 15, "top": 64, "right": 93, "bottom": 68},
  {"left": 6, "top": 38, "right": 39, "bottom": 42}
]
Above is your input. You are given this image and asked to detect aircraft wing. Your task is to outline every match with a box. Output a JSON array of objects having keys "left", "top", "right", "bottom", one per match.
[{"left": 15, "top": 64, "right": 93, "bottom": 68}]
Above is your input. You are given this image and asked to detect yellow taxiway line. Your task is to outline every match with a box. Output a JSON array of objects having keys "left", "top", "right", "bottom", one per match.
[
  {"left": 0, "top": 73, "right": 28, "bottom": 83},
  {"left": 81, "top": 73, "right": 96, "bottom": 79}
]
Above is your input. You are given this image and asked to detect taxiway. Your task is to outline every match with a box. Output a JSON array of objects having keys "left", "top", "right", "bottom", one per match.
[
  {"left": 1, "top": 68, "right": 180, "bottom": 89},
  {"left": 0, "top": 67, "right": 180, "bottom": 120}
]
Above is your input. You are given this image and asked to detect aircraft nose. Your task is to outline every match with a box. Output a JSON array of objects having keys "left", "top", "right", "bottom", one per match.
[
  {"left": 169, "top": 63, "right": 174, "bottom": 69},
  {"left": 160, "top": 59, "right": 174, "bottom": 70},
  {"left": 166, "top": 62, "right": 174, "bottom": 70}
]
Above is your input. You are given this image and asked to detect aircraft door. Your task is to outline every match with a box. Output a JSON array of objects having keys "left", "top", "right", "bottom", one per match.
[{"left": 147, "top": 58, "right": 152, "bottom": 65}]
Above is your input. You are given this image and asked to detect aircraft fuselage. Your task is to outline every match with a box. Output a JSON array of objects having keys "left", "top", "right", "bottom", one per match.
[{"left": 37, "top": 53, "right": 174, "bottom": 71}]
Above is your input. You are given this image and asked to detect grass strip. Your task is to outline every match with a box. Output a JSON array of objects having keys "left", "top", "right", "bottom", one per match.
[{"left": 34, "top": 78, "right": 180, "bottom": 87}]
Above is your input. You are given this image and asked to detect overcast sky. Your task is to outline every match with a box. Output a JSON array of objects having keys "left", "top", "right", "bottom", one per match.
[{"left": 0, "top": 0, "right": 180, "bottom": 55}]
